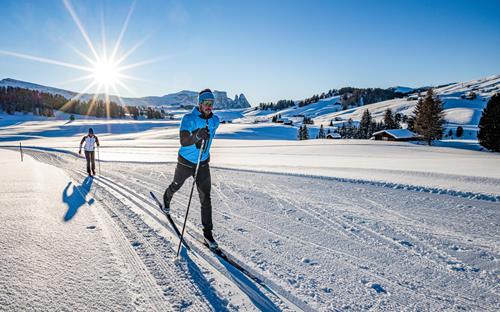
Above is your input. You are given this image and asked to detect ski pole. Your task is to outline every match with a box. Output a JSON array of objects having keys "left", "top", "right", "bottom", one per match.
[
  {"left": 176, "top": 139, "right": 205, "bottom": 257},
  {"left": 97, "top": 146, "right": 101, "bottom": 176},
  {"left": 19, "top": 142, "right": 23, "bottom": 162}
]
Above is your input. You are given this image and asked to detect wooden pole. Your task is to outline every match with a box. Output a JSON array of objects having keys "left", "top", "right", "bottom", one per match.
[{"left": 19, "top": 142, "right": 23, "bottom": 162}]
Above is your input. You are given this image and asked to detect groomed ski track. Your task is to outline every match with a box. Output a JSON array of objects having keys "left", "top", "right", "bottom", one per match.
[{"left": 13, "top": 147, "right": 500, "bottom": 311}]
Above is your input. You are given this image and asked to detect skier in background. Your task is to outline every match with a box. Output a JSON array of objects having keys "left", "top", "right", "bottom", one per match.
[
  {"left": 163, "top": 89, "right": 220, "bottom": 248},
  {"left": 79, "top": 128, "right": 100, "bottom": 176}
]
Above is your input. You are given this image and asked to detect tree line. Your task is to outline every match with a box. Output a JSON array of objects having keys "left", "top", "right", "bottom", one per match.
[
  {"left": 259, "top": 87, "right": 404, "bottom": 111},
  {"left": 259, "top": 100, "right": 295, "bottom": 111},
  {"left": 0, "top": 86, "right": 164, "bottom": 119},
  {"left": 298, "top": 87, "right": 404, "bottom": 109}
]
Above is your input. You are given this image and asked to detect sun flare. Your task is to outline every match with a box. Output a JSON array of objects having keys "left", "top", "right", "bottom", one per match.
[
  {"left": 92, "top": 58, "right": 121, "bottom": 88},
  {"left": 0, "top": 0, "right": 166, "bottom": 118}
]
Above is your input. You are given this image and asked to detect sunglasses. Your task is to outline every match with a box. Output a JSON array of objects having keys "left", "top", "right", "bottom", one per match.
[{"left": 201, "top": 100, "right": 214, "bottom": 107}]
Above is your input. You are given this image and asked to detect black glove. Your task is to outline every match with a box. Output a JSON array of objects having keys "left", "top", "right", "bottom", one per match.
[{"left": 194, "top": 127, "right": 210, "bottom": 141}]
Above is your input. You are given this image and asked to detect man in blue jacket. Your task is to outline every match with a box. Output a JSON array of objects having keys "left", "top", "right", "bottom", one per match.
[{"left": 164, "top": 89, "right": 220, "bottom": 248}]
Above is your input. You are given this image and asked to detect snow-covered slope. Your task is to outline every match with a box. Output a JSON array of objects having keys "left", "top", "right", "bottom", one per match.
[
  {"left": 236, "top": 96, "right": 343, "bottom": 124},
  {"left": 2, "top": 142, "right": 498, "bottom": 311},
  {"left": 0, "top": 78, "right": 250, "bottom": 109},
  {"left": 313, "top": 75, "right": 500, "bottom": 127},
  {"left": 1, "top": 107, "right": 500, "bottom": 310},
  {"left": 237, "top": 75, "right": 499, "bottom": 130},
  {"left": 0, "top": 78, "right": 77, "bottom": 99}
]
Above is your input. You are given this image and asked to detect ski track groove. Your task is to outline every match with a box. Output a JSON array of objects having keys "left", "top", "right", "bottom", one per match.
[
  {"left": 90, "top": 170, "right": 306, "bottom": 312},
  {"left": 256, "top": 175, "right": 496, "bottom": 307},
  {"left": 212, "top": 167, "right": 497, "bottom": 309},
  {"left": 21, "top": 148, "right": 500, "bottom": 311},
  {"left": 80, "top": 159, "right": 496, "bottom": 311},
  {"left": 70, "top": 169, "right": 219, "bottom": 312},
  {"left": 65, "top": 162, "right": 301, "bottom": 311},
  {"left": 69, "top": 168, "right": 172, "bottom": 312},
  {"left": 28, "top": 151, "right": 217, "bottom": 311}
]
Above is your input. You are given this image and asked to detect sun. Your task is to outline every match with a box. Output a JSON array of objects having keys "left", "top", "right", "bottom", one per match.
[
  {"left": 0, "top": 0, "right": 164, "bottom": 117},
  {"left": 92, "top": 58, "right": 121, "bottom": 88}
]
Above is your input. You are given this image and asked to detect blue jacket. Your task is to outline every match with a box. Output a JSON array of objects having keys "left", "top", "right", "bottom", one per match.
[{"left": 178, "top": 107, "right": 220, "bottom": 164}]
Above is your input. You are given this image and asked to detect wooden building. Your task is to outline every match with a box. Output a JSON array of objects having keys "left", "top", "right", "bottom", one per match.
[{"left": 371, "top": 129, "right": 419, "bottom": 141}]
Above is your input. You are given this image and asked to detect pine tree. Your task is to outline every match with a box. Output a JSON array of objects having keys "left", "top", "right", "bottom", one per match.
[
  {"left": 413, "top": 89, "right": 445, "bottom": 145},
  {"left": 339, "top": 124, "right": 346, "bottom": 138},
  {"left": 345, "top": 118, "right": 355, "bottom": 139},
  {"left": 407, "top": 115, "right": 415, "bottom": 131},
  {"left": 329, "top": 120, "right": 333, "bottom": 127},
  {"left": 318, "top": 124, "right": 325, "bottom": 139},
  {"left": 303, "top": 124, "right": 309, "bottom": 140},
  {"left": 359, "top": 109, "right": 372, "bottom": 139},
  {"left": 383, "top": 108, "right": 396, "bottom": 129},
  {"left": 478, "top": 93, "right": 500, "bottom": 152},
  {"left": 394, "top": 113, "right": 402, "bottom": 126}
]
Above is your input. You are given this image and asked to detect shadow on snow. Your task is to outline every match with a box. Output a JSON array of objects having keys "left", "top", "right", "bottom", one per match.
[{"left": 62, "top": 177, "right": 94, "bottom": 222}]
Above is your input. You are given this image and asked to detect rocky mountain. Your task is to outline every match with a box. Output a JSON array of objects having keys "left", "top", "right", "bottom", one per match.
[
  {"left": 140, "top": 90, "right": 250, "bottom": 109},
  {"left": 0, "top": 78, "right": 251, "bottom": 109}
]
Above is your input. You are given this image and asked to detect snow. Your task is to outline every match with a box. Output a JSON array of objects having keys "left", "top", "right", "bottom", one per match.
[
  {"left": 2, "top": 115, "right": 500, "bottom": 196},
  {"left": 1, "top": 74, "right": 500, "bottom": 310},
  {"left": 3, "top": 144, "right": 498, "bottom": 311},
  {"left": 0, "top": 149, "right": 170, "bottom": 311},
  {"left": 310, "top": 74, "right": 500, "bottom": 147}
]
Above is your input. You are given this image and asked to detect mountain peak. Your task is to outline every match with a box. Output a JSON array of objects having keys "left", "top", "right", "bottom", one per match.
[{"left": 0, "top": 78, "right": 251, "bottom": 109}]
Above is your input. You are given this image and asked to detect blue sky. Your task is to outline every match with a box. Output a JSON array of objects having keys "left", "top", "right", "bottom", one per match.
[{"left": 1, "top": 0, "right": 499, "bottom": 105}]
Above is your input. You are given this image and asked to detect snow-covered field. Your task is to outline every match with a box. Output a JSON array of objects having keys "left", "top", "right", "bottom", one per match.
[{"left": 1, "top": 114, "right": 499, "bottom": 311}]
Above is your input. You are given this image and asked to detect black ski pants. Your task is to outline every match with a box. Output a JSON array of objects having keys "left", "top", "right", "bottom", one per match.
[
  {"left": 84, "top": 151, "right": 96, "bottom": 174},
  {"left": 164, "top": 161, "right": 213, "bottom": 231}
]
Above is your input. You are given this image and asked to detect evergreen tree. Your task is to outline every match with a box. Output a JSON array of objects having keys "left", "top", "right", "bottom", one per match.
[
  {"left": 303, "top": 124, "right": 309, "bottom": 140},
  {"left": 413, "top": 89, "right": 445, "bottom": 145},
  {"left": 339, "top": 124, "right": 346, "bottom": 138},
  {"left": 344, "top": 118, "right": 355, "bottom": 139},
  {"left": 329, "top": 120, "right": 333, "bottom": 127},
  {"left": 383, "top": 108, "right": 396, "bottom": 129},
  {"left": 298, "top": 126, "right": 303, "bottom": 140},
  {"left": 478, "top": 93, "right": 500, "bottom": 152},
  {"left": 318, "top": 124, "right": 325, "bottom": 139},
  {"left": 407, "top": 115, "right": 415, "bottom": 131},
  {"left": 394, "top": 113, "right": 402, "bottom": 126},
  {"left": 359, "top": 109, "right": 372, "bottom": 139},
  {"left": 456, "top": 126, "right": 464, "bottom": 138}
]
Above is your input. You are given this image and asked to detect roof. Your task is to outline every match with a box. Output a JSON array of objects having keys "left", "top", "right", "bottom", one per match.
[
  {"left": 372, "top": 129, "right": 418, "bottom": 139},
  {"left": 326, "top": 132, "right": 341, "bottom": 138}
]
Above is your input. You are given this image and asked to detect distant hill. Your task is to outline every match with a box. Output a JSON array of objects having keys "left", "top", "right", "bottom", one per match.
[
  {"left": 314, "top": 74, "right": 500, "bottom": 127},
  {"left": 242, "top": 75, "right": 500, "bottom": 134},
  {"left": 0, "top": 78, "right": 250, "bottom": 109}
]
